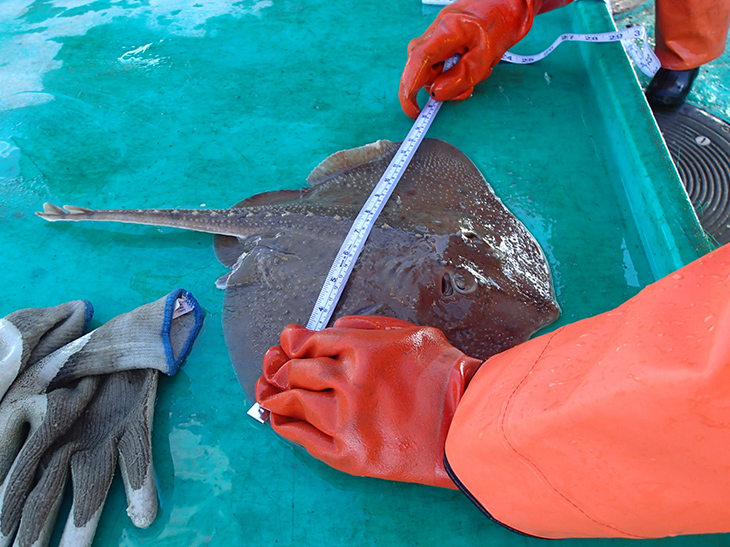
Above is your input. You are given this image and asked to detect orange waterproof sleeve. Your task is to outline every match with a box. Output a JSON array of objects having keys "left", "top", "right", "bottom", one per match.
[{"left": 445, "top": 243, "right": 730, "bottom": 539}]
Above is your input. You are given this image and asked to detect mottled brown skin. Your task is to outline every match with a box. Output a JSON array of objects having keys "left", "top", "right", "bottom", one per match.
[{"left": 37, "top": 138, "right": 560, "bottom": 403}]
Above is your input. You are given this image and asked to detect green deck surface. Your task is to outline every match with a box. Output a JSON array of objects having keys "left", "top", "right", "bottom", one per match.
[{"left": 0, "top": 0, "right": 725, "bottom": 545}]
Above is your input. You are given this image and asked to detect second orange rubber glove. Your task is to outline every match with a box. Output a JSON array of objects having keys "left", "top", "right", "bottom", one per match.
[
  {"left": 255, "top": 316, "right": 483, "bottom": 489},
  {"left": 399, "top": 0, "right": 572, "bottom": 118}
]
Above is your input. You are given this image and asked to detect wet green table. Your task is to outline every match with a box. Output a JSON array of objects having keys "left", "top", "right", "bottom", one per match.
[{"left": 0, "top": 0, "right": 723, "bottom": 545}]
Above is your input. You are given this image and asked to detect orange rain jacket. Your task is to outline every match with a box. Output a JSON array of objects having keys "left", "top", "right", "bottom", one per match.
[{"left": 444, "top": 243, "right": 730, "bottom": 539}]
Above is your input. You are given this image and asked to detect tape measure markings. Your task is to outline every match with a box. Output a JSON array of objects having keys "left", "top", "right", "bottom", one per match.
[
  {"left": 500, "top": 26, "right": 659, "bottom": 77},
  {"left": 421, "top": 0, "right": 658, "bottom": 77},
  {"left": 248, "top": 59, "right": 458, "bottom": 423},
  {"left": 247, "top": 25, "right": 658, "bottom": 425},
  {"left": 308, "top": 97, "right": 444, "bottom": 331}
]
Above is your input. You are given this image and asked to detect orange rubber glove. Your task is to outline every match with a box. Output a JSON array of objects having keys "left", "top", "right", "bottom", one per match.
[
  {"left": 399, "top": 0, "right": 572, "bottom": 118},
  {"left": 255, "top": 316, "right": 483, "bottom": 488}
]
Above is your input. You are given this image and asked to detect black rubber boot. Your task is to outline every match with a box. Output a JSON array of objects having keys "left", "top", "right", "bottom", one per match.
[{"left": 645, "top": 67, "right": 700, "bottom": 108}]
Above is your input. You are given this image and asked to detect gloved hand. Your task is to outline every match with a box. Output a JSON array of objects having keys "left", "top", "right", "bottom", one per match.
[
  {"left": 0, "top": 289, "right": 203, "bottom": 547},
  {"left": 255, "top": 316, "right": 483, "bottom": 488},
  {"left": 399, "top": 0, "right": 571, "bottom": 118}
]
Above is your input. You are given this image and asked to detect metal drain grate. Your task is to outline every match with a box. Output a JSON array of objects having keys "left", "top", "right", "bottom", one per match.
[{"left": 653, "top": 104, "right": 730, "bottom": 245}]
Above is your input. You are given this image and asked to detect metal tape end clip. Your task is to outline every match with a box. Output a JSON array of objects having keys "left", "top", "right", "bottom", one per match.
[{"left": 247, "top": 402, "right": 270, "bottom": 424}]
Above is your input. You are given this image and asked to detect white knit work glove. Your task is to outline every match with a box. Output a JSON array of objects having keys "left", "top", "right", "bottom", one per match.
[
  {"left": 0, "top": 300, "right": 93, "bottom": 402},
  {"left": 0, "top": 289, "right": 203, "bottom": 547}
]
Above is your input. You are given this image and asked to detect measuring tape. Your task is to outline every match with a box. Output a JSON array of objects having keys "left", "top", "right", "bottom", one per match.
[
  {"left": 501, "top": 26, "right": 659, "bottom": 77},
  {"left": 305, "top": 97, "right": 453, "bottom": 331},
  {"left": 421, "top": 0, "right": 660, "bottom": 77},
  {"left": 247, "top": 58, "right": 459, "bottom": 423},
  {"left": 247, "top": 16, "right": 659, "bottom": 423}
]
